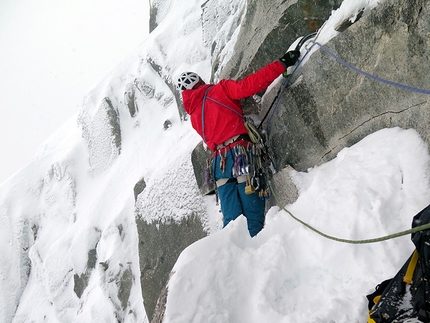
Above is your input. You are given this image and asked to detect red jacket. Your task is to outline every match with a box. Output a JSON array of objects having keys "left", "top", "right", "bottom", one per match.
[{"left": 182, "top": 61, "right": 285, "bottom": 151}]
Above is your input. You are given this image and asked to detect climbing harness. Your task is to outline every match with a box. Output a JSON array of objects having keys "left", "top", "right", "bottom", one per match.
[
  {"left": 211, "top": 132, "right": 271, "bottom": 199},
  {"left": 201, "top": 87, "right": 273, "bottom": 199},
  {"left": 204, "top": 34, "right": 318, "bottom": 198}
]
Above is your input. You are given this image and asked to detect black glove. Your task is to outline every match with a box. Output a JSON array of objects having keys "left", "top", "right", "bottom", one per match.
[{"left": 279, "top": 50, "right": 301, "bottom": 68}]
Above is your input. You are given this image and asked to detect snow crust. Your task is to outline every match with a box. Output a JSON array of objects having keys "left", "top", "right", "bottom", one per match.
[{"left": 164, "top": 128, "right": 430, "bottom": 323}]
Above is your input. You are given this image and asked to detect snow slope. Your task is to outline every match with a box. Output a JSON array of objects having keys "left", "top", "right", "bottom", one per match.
[
  {"left": 2, "top": 0, "right": 430, "bottom": 322},
  {"left": 164, "top": 127, "right": 430, "bottom": 322}
]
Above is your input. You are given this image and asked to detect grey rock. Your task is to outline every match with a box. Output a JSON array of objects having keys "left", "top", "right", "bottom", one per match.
[
  {"left": 124, "top": 83, "right": 138, "bottom": 117},
  {"left": 190, "top": 141, "right": 216, "bottom": 196},
  {"left": 150, "top": 272, "right": 173, "bottom": 323},
  {"left": 267, "top": 165, "right": 299, "bottom": 210},
  {"left": 135, "top": 214, "right": 206, "bottom": 321},
  {"left": 268, "top": 0, "right": 430, "bottom": 172},
  {"left": 73, "top": 230, "right": 101, "bottom": 299},
  {"left": 73, "top": 273, "right": 90, "bottom": 299},
  {"left": 118, "top": 267, "right": 133, "bottom": 310},
  {"left": 134, "top": 177, "right": 147, "bottom": 202},
  {"left": 217, "top": 0, "right": 343, "bottom": 81}
]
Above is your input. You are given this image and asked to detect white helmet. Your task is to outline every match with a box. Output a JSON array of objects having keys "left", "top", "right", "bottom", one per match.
[{"left": 176, "top": 72, "right": 201, "bottom": 91}]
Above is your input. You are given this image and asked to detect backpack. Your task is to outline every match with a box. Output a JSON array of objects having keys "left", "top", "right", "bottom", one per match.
[{"left": 367, "top": 204, "right": 430, "bottom": 323}]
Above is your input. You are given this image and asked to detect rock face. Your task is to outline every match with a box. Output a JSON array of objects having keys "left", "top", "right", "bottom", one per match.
[
  {"left": 191, "top": 0, "right": 430, "bottom": 206},
  {"left": 217, "top": 0, "right": 344, "bottom": 81},
  {"left": 135, "top": 215, "right": 206, "bottom": 321},
  {"left": 267, "top": 0, "right": 430, "bottom": 172},
  {"left": 191, "top": 142, "right": 216, "bottom": 196},
  {"left": 133, "top": 148, "right": 210, "bottom": 320}
]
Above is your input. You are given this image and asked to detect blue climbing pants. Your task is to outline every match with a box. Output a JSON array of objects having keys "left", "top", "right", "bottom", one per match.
[{"left": 212, "top": 149, "right": 265, "bottom": 237}]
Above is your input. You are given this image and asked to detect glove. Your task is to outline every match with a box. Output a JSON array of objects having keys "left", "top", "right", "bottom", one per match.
[{"left": 279, "top": 50, "right": 301, "bottom": 68}]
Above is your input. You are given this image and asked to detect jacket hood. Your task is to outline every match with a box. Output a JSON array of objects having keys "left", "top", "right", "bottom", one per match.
[{"left": 181, "top": 84, "right": 212, "bottom": 115}]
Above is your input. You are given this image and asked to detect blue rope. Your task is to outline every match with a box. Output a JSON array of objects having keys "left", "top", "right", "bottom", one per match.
[
  {"left": 265, "top": 40, "right": 430, "bottom": 131},
  {"left": 312, "top": 42, "right": 430, "bottom": 95},
  {"left": 206, "top": 96, "right": 244, "bottom": 118}
]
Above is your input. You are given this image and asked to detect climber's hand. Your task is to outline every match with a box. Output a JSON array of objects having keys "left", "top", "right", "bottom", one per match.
[{"left": 279, "top": 50, "right": 301, "bottom": 68}]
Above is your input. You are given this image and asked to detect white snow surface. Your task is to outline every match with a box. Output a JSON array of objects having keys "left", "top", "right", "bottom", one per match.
[
  {"left": 2, "top": 0, "right": 430, "bottom": 322},
  {"left": 165, "top": 127, "right": 430, "bottom": 323}
]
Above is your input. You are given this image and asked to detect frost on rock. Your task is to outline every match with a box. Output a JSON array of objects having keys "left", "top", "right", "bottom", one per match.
[
  {"left": 0, "top": 204, "right": 33, "bottom": 323},
  {"left": 135, "top": 153, "right": 206, "bottom": 224},
  {"left": 149, "top": 0, "right": 175, "bottom": 32},
  {"left": 78, "top": 97, "right": 122, "bottom": 175},
  {"left": 134, "top": 78, "right": 155, "bottom": 99},
  {"left": 43, "top": 163, "right": 77, "bottom": 214},
  {"left": 0, "top": 159, "right": 80, "bottom": 322},
  {"left": 201, "top": 0, "right": 247, "bottom": 50},
  {"left": 134, "top": 152, "right": 210, "bottom": 320},
  {"left": 201, "top": 0, "right": 247, "bottom": 80}
]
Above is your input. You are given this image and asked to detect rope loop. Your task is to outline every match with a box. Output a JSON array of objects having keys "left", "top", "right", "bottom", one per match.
[
  {"left": 268, "top": 182, "right": 430, "bottom": 244},
  {"left": 244, "top": 118, "right": 262, "bottom": 143}
]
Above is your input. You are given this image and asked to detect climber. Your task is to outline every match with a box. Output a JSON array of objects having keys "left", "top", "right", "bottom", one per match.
[{"left": 176, "top": 50, "right": 300, "bottom": 237}]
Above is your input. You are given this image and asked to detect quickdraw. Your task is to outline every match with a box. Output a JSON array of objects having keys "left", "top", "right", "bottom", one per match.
[{"left": 232, "top": 143, "right": 271, "bottom": 200}]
